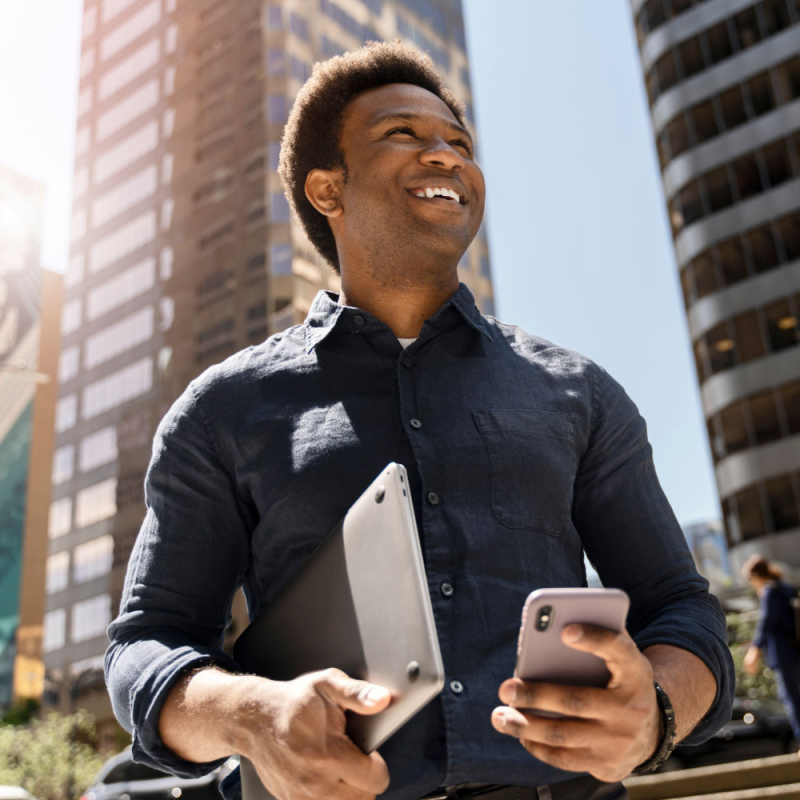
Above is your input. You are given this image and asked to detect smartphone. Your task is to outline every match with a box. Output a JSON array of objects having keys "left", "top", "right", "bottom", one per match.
[{"left": 515, "top": 587, "right": 630, "bottom": 690}]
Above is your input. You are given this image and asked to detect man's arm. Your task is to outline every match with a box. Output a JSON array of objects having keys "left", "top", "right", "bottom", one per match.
[{"left": 157, "top": 666, "right": 391, "bottom": 800}]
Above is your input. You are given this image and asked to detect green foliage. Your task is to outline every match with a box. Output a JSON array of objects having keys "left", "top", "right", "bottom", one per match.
[
  {"left": 1, "top": 698, "right": 40, "bottom": 726},
  {"left": 0, "top": 711, "right": 105, "bottom": 800},
  {"left": 727, "top": 611, "right": 778, "bottom": 700}
]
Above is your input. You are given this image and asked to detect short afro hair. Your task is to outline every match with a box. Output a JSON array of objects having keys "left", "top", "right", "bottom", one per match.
[{"left": 278, "top": 40, "right": 467, "bottom": 273}]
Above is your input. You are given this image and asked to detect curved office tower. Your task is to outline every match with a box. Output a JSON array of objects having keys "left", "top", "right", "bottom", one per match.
[{"left": 632, "top": 0, "right": 800, "bottom": 572}]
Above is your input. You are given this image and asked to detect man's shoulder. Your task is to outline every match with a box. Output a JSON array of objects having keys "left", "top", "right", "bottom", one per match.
[
  {"left": 483, "top": 314, "right": 601, "bottom": 376},
  {"left": 189, "top": 323, "right": 308, "bottom": 397}
]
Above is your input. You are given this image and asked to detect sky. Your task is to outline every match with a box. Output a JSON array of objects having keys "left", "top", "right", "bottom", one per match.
[{"left": 0, "top": 0, "right": 720, "bottom": 527}]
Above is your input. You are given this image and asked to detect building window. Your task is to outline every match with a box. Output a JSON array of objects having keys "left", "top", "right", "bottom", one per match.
[
  {"left": 199, "top": 218, "right": 235, "bottom": 251},
  {"left": 59, "top": 345, "right": 81, "bottom": 384},
  {"left": 70, "top": 594, "right": 112, "bottom": 643},
  {"left": 84, "top": 306, "right": 154, "bottom": 370},
  {"left": 719, "top": 84, "right": 748, "bottom": 131},
  {"left": 717, "top": 237, "right": 749, "bottom": 286},
  {"left": 732, "top": 151, "right": 763, "bottom": 201},
  {"left": 762, "top": 139, "right": 792, "bottom": 188},
  {"left": 774, "top": 56, "right": 800, "bottom": 102},
  {"left": 266, "top": 48, "right": 285, "bottom": 76},
  {"left": 706, "top": 20, "right": 733, "bottom": 64},
  {"left": 268, "top": 95, "right": 287, "bottom": 124},
  {"left": 732, "top": 6, "right": 762, "bottom": 51},
  {"left": 268, "top": 142, "right": 281, "bottom": 172},
  {"left": 706, "top": 322, "right": 736, "bottom": 375},
  {"left": 100, "top": 1, "right": 161, "bottom": 62},
  {"left": 732, "top": 311, "right": 764, "bottom": 363},
  {"left": 102, "top": 0, "right": 141, "bottom": 23},
  {"left": 764, "top": 297, "right": 798, "bottom": 351},
  {"left": 691, "top": 99, "right": 718, "bottom": 145},
  {"left": 55, "top": 395, "right": 78, "bottom": 434},
  {"left": 736, "top": 486, "right": 767, "bottom": 540},
  {"left": 778, "top": 213, "right": 800, "bottom": 261},
  {"left": 748, "top": 223, "right": 781, "bottom": 273},
  {"left": 748, "top": 390, "right": 782, "bottom": 445},
  {"left": 718, "top": 401, "right": 749, "bottom": 458},
  {"left": 87, "top": 256, "right": 156, "bottom": 321},
  {"left": 691, "top": 251, "right": 718, "bottom": 299},
  {"left": 90, "top": 211, "right": 157, "bottom": 274},
  {"left": 93, "top": 120, "right": 159, "bottom": 185},
  {"left": 679, "top": 36, "right": 705, "bottom": 79},
  {"left": 96, "top": 79, "right": 159, "bottom": 142},
  {"left": 193, "top": 170, "right": 235, "bottom": 205},
  {"left": 49, "top": 498, "right": 73, "bottom": 539},
  {"left": 665, "top": 114, "right": 690, "bottom": 158},
  {"left": 271, "top": 243, "right": 292, "bottom": 275},
  {"left": 290, "top": 11, "right": 309, "bottom": 41},
  {"left": 266, "top": 5, "right": 283, "bottom": 29},
  {"left": 765, "top": 476, "right": 800, "bottom": 531},
  {"left": 46, "top": 552, "right": 70, "bottom": 595},
  {"left": 99, "top": 38, "right": 160, "bottom": 101},
  {"left": 75, "top": 478, "right": 118, "bottom": 529},
  {"left": 52, "top": 445, "right": 75, "bottom": 486},
  {"left": 80, "top": 426, "right": 119, "bottom": 473},
  {"left": 781, "top": 380, "right": 800, "bottom": 434},
  {"left": 43, "top": 609, "right": 67, "bottom": 653},
  {"left": 73, "top": 535, "right": 114, "bottom": 584},
  {"left": 81, "top": 357, "right": 153, "bottom": 420},
  {"left": 91, "top": 164, "right": 158, "bottom": 229},
  {"left": 747, "top": 72, "right": 776, "bottom": 118},
  {"left": 66, "top": 253, "right": 85, "bottom": 289},
  {"left": 270, "top": 192, "right": 290, "bottom": 222}
]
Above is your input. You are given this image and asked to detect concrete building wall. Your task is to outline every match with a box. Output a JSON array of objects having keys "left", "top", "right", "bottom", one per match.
[{"left": 631, "top": 0, "right": 800, "bottom": 574}]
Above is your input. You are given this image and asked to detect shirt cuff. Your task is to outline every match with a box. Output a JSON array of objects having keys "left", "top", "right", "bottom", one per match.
[
  {"left": 129, "top": 645, "right": 242, "bottom": 778},
  {"left": 634, "top": 620, "right": 734, "bottom": 746}
]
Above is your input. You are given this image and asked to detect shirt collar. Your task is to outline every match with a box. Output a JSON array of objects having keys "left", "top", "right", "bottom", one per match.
[{"left": 303, "top": 283, "right": 492, "bottom": 353}]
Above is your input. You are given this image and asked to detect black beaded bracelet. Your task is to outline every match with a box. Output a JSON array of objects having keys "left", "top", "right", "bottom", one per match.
[{"left": 633, "top": 681, "right": 677, "bottom": 774}]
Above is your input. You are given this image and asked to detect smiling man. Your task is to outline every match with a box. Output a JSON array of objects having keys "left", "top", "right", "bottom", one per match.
[{"left": 105, "top": 42, "right": 734, "bottom": 800}]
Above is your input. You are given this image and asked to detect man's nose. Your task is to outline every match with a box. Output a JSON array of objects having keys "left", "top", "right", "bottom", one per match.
[{"left": 419, "top": 138, "right": 465, "bottom": 171}]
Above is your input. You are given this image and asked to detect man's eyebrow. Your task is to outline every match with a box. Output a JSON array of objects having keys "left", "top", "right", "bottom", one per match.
[{"left": 370, "top": 112, "right": 473, "bottom": 142}]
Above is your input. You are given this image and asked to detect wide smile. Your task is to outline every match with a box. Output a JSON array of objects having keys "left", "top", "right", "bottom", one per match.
[{"left": 407, "top": 184, "right": 466, "bottom": 207}]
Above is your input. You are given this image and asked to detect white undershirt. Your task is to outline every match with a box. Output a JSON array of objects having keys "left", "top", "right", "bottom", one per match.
[{"left": 397, "top": 337, "right": 417, "bottom": 349}]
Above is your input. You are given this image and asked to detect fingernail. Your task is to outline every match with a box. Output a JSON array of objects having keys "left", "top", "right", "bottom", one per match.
[
  {"left": 564, "top": 624, "right": 582, "bottom": 642},
  {"left": 362, "top": 686, "right": 389, "bottom": 706},
  {"left": 500, "top": 683, "right": 517, "bottom": 704},
  {"left": 493, "top": 709, "right": 507, "bottom": 729}
]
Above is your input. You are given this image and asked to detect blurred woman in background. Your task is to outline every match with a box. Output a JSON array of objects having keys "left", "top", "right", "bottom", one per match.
[{"left": 742, "top": 555, "right": 800, "bottom": 747}]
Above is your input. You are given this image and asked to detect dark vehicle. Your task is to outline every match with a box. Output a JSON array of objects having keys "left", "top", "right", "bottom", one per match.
[
  {"left": 660, "top": 697, "right": 796, "bottom": 771},
  {"left": 81, "top": 748, "right": 238, "bottom": 800}
]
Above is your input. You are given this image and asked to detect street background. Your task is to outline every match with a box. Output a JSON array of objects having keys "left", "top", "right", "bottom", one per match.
[{"left": 0, "top": 0, "right": 720, "bottom": 527}]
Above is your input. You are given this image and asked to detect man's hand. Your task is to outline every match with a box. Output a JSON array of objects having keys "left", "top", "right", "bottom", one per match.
[
  {"left": 239, "top": 668, "right": 392, "bottom": 800},
  {"left": 491, "top": 624, "right": 661, "bottom": 783}
]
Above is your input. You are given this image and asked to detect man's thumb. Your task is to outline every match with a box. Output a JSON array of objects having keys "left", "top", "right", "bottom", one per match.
[{"left": 318, "top": 671, "right": 392, "bottom": 715}]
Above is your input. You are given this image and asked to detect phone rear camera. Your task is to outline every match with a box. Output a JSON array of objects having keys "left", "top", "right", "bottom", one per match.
[{"left": 535, "top": 605, "right": 553, "bottom": 632}]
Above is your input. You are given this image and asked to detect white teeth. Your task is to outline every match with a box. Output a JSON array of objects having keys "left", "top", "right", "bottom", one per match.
[{"left": 414, "top": 186, "right": 462, "bottom": 203}]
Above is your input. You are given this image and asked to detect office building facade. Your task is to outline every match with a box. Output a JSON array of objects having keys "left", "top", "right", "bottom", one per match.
[
  {"left": 632, "top": 0, "right": 800, "bottom": 572},
  {"left": 0, "top": 167, "right": 52, "bottom": 709},
  {"left": 47, "top": 0, "right": 493, "bottom": 735}
]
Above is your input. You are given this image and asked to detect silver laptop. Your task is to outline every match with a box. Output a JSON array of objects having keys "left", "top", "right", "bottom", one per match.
[{"left": 233, "top": 463, "right": 444, "bottom": 800}]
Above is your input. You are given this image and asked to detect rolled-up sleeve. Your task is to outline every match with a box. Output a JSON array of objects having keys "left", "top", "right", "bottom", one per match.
[
  {"left": 105, "top": 378, "right": 253, "bottom": 777},
  {"left": 573, "top": 365, "right": 734, "bottom": 745}
]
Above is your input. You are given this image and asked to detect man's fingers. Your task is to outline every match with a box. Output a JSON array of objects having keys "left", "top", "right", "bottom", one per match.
[
  {"left": 491, "top": 706, "right": 597, "bottom": 749},
  {"left": 560, "top": 624, "right": 636, "bottom": 662},
  {"left": 498, "top": 679, "right": 608, "bottom": 719},
  {"left": 315, "top": 668, "right": 392, "bottom": 715},
  {"left": 328, "top": 737, "right": 391, "bottom": 795}
]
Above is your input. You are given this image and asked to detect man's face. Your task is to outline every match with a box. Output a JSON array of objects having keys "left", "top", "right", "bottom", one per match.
[{"left": 334, "top": 83, "right": 486, "bottom": 268}]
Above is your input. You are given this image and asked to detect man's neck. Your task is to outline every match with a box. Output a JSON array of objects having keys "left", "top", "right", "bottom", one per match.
[{"left": 338, "top": 264, "right": 460, "bottom": 339}]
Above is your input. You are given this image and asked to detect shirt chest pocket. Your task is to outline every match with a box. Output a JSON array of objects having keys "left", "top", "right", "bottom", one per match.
[{"left": 473, "top": 409, "right": 577, "bottom": 536}]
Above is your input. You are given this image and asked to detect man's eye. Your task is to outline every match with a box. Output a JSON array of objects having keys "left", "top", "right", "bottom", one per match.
[
  {"left": 387, "top": 127, "right": 416, "bottom": 137},
  {"left": 451, "top": 140, "right": 473, "bottom": 156}
]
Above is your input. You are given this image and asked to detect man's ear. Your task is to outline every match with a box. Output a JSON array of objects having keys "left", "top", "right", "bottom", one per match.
[{"left": 305, "top": 169, "right": 344, "bottom": 218}]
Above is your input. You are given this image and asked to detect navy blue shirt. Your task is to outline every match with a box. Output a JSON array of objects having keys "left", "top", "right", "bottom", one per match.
[{"left": 105, "top": 284, "right": 734, "bottom": 799}]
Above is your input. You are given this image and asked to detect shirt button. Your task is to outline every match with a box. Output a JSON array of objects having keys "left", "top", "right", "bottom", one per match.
[
  {"left": 450, "top": 680, "right": 464, "bottom": 695},
  {"left": 410, "top": 418, "right": 422, "bottom": 429},
  {"left": 402, "top": 357, "right": 412, "bottom": 368},
  {"left": 353, "top": 315, "right": 365, "bottom": 325},
  {"left": 441, "top": 582, "right": 454, "bottom": 597},
  {"left": 427, "top": 491, "right": 440, "bottom": 505}
]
